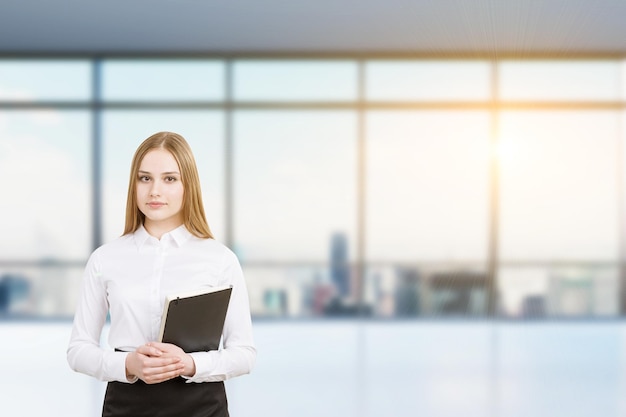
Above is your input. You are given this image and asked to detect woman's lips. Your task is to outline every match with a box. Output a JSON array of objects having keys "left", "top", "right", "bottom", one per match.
[{"left": 148, "top": 202, "right": 166, "bottom": 209}]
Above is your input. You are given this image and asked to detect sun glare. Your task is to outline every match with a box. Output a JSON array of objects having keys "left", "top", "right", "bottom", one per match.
[{"left": 492, "top": 136, "right": 528, "bottom": 168}]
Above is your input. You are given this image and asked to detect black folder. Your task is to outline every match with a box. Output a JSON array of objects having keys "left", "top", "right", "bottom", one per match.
[{"left": 158, "top": 285, "right": 233, "bottom": 353}]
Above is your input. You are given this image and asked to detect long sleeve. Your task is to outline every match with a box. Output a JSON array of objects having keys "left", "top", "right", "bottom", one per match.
[
  {"left": 66, "top": 250, "right": 130, "bottom": 383},
  {"left": 184, "top": 249, "right": 256, "bottom": 383},
  {"left": 67, "top": 227, "right": 256, "bottom": 384}
]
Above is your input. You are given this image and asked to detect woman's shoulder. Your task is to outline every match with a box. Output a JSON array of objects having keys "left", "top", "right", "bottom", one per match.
[
  {"left": 90, "top": 234, "right": 135, "bottom": 256},
  {"left": 83, "top": 234, "right": 134, "bottom": 270},
  {"left": 193, "top": 236, "right": 231, "bottom": 252},
  {"left": 191, "top": 236, "right": 239, "bottom": 261}
]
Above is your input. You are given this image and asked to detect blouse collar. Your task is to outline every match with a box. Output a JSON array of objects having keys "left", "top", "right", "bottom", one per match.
[{"left": 133, "top": 224, "right": 193, "bottom": 249}]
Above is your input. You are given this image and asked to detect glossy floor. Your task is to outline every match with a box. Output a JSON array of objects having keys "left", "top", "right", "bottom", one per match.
[{"left": 0, "top": 320, "right": 623, "bottom": 417}]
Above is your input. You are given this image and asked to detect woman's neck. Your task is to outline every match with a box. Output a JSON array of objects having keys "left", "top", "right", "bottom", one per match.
[{"left": 143, "top": 221, "right": 183, "bottom": 240}]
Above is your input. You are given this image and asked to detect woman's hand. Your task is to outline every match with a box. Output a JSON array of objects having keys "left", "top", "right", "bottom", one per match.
[
  {"left": 147, "top": 342, "right": 197, "bottom": 378},
  {"left": 125, "top": 343, "right": 186, "bottom": 384}
]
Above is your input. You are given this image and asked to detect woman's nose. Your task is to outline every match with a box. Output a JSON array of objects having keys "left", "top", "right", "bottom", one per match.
[{"left": 149, "top": 182, "right": 161, "bottom": 197}]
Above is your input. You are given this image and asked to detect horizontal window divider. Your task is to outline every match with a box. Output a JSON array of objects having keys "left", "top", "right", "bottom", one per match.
[
  {"left": 3, "top": 316, "right": 626, "bottom": 323},
  {"left": 240, "top": 261, "right": 356, "bottom": 267},
  {"left": 239, "top": 261, "right": 487, "bottom": 268},
  {"left": 344, "top": 317, "right": 626, "bottom": 323},
  {"left": 221, "top": 101, "right": 362, "bottom": 109},
  {"left": 100, "top": 101, "right": 226, "bottom": 108},
  {"left": 497, "top": 260, "right": 621, "bottom": 268},
  {"left": 2, "top": 100, "right": 626, "bottom": 111},
  {"left": 97, "top": 101, "right": 362, "bottom": 110},
  {"left": 0, "top": 101, "right": 226, "bottom": 109},
  {"left": 0, "top": 101, "right": 94, "bottom": 109},
  {"left": 0, "top": 260, "right": 87, "bottom": 268},
  {"left": 1, "top": 260, "right": 618, "bottom": 268},
  {"left": 365, "top": 260, "right": 620, "bottom": 268},
  {"left": 494, "top": 101, "right": 626, "bottom": 110}
]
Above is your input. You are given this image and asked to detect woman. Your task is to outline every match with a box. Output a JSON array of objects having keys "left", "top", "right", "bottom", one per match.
[{"left": 67, "top": 132, "right": 256, "bottom": 417}]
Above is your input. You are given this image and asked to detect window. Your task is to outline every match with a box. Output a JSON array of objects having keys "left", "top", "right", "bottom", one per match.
[
  {"left": 0, "top": 110, "right": 92, "bottom": 261},
  {"left": 366, "top": 60, "right": 491, "bottom": 101},
  {"left": 1, "top": 57, "right": 624, "bottom": 320},
  {"left": 233, "top": 110, "right": 357, "bottom": 261},
  {"left": 498, "top": 110, "right": 619, "bottom": 261},
  {"left": 0, "top": 59, "right": 91, "bottom": 101},
  {"left": 499, "top": 60, "right": 620, "bottom": 101},
  {"left": 234, "top": 60, "right": 358, "bottom": 101},
  {"left": 102, "top": 59, "right": 224, "bottom": 101},
  {"left": 366, "top": 110, "right": 490, "bottom": 262}
]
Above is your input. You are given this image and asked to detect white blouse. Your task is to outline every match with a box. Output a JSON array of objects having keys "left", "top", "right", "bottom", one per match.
[{"left": 67, "top": 225, "right": 256, "bottom": 383}]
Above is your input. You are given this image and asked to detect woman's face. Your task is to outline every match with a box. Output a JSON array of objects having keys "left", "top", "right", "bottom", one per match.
[{"left": 136, "top": 148, "right": 185, "bottom": 236}]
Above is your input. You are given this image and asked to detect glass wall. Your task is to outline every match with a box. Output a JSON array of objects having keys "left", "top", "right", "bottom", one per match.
[{"left": 0, "top": 57, "right": 624, "bottom": 320}]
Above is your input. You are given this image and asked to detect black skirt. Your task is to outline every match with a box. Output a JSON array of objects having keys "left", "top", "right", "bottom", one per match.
[{"left": 102, "top": 377, "right": 229, "bottom": 417}]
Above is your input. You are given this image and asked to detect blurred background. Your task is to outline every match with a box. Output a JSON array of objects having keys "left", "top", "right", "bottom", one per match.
[{"left": 2, "top": 0, "right": 626, "bottom": 416}]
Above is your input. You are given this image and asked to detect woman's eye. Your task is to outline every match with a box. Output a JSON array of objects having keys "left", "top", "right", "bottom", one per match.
[
  {"left": 165, "top": 176, "right": 177, "bottom": 182},
  {"left": 139, "top": 176, "right": 151, "bottom": 182}
]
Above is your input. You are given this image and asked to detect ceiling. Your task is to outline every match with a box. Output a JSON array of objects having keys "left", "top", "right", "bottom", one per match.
[{"left": 1, "top": 0, "right": 626, "bottom": 56}]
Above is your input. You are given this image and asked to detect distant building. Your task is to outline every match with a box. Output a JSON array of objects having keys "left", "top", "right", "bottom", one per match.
[
  {"left": 308, "top": 274, "right": 336, "bottom": 316},
  {"left": 0, "top": 274, "right": 31, "bottom": 315},
  {"left": 330, "top": 232, "right": 350, "bottom": 298},
  {"left": 370, "top": 270, "right": 396, "bottom": 317},
  {"left": 428, "top": 271, "right": 488, "bottom": 316},
  {"left": 0, "top": 280, "right": 7, "bottom": 313},
  {"left": 521, "top": 295, "right": 546, "bottom": 318},
  {"left": 394, "top": 268, "right": 421, "bottom": 316},
  {"left": 263, "top": 288, "right": 288, "bottom": 316},
  {"left": 547, "top": 272, "right": 594, "bottom": 316}
]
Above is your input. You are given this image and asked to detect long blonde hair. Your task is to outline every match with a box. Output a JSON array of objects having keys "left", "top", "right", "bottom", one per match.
[{"left": 123, "top": 132, "right": 213, "bottom": 239}]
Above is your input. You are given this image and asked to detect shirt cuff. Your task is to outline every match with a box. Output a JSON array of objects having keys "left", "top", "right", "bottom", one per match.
[
  {"left": 181, "top": 351, "right": 215, "bottom": 383},
  {"left": 106, "top": 351, "right": 137, "bottom": 383}
]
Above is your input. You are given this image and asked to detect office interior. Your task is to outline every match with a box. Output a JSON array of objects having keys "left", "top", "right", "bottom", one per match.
[{"left": 2, "top": 1, "right": 626, "bottom": 416}]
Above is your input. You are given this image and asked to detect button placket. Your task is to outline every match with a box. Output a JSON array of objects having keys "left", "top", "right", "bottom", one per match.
[{"left": 150, "top": 242, "right": 166, "bottom": 340}]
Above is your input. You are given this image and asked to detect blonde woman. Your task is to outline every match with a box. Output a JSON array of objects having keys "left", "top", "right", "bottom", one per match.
[{"left": 68, "top": 132, "right": 255, "bottom": 417}]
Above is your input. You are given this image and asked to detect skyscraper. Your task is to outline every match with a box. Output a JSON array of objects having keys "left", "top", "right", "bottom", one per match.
[{"left": 330, "top": 232, "right": 350, "bottom": 298}]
